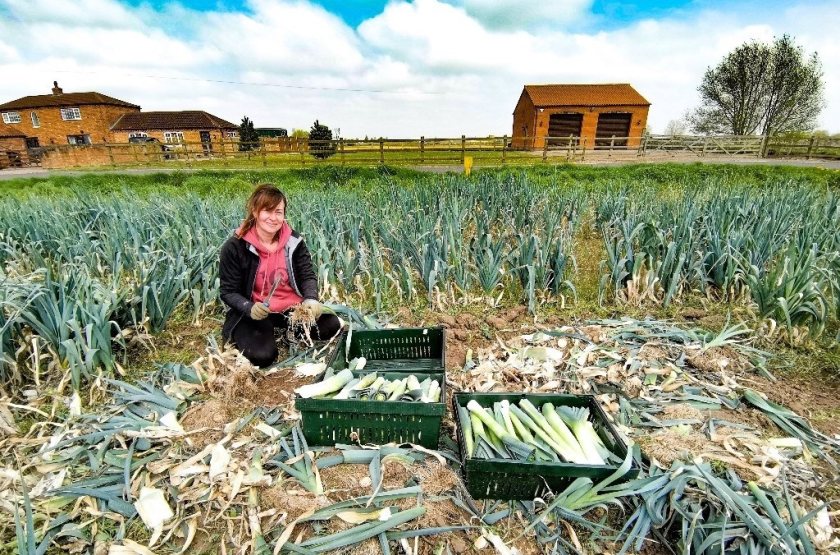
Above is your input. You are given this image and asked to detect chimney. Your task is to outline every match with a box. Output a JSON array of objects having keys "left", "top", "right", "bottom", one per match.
[{"left": 52, "top": 81, "right": 63, "bottom": 95}]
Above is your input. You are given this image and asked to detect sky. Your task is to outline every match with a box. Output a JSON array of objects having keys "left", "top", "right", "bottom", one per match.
[{"left": 0, "top": 0, "right": 837, "bottom": 137}]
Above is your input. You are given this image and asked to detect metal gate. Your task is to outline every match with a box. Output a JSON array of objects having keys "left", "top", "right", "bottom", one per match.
[{"left": 595, "top": 113, "right": 631, "bottom": 147}]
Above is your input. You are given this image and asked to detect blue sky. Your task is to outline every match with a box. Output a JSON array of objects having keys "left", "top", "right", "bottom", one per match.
[{"left": 1, "top": 0, "right": 838, "bottom": 135}]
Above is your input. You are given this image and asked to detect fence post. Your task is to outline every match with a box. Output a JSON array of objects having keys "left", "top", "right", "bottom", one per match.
[
  {"left": 379, "top": 139, "right": 384, "bottom": 164},
  {"left": 759, "top": 135, "right": 769, "bottom": 158},
  {"left": 542, "top": 136, "right": 548, "bottom": 162},
  {"left": 581, "top": 137, "right": 587, "bottom": 161},
  {"left": 106, "top": 144, "right": 116, "bottom": 168},
  {"left": 420, "top": 136, "right": 425, "bottom": 164},
  {"left": 806, "top": 135, "right": 816, "bottom": 160},
  {"left": 340, "top": 138, "right": 345, "bottom": 165},
  {"left": 299, "top": 139, "right": 305, "bottom": 168},
  {"left": 502, "top": 135, "right": 507, "bottom": 165},
  {"left": 609, "top": 135, "right": 615, "bottom": 157},
  {"left": 702, "top": 137, "right": 708, "bottom": 157},
  {"left": 461, "top": 135, "right": 466, "bottom": 164},
  {"left": 260, "top": 139, "right": 267, "bottom": 167}
]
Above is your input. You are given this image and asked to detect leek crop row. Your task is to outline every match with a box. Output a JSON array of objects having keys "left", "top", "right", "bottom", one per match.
[
  {"left": 296, "top": 369, "right": 442, "bottom": 403},
  {"left": 461, "top": 399, "right": 616, "bottom": 464}
]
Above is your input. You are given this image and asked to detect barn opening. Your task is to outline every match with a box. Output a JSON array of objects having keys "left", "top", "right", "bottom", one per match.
[
  {"left": 547, "top": 113, "right": 583, "bottom": 147},
  {"left": 595, "top": 113, "right": 632, "bottom": 148}
]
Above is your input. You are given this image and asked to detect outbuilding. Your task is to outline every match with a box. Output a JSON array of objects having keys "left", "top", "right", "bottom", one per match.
[
  {"left": 511, "top": 84, "right": 650, "bottom": 150},
  {"left": 0, "top": 123, "right": 27, "bottom": 168}
]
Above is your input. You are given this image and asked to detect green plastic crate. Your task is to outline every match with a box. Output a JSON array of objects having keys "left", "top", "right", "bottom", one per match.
[
  {"left": 328, "top": 327, "right": 446, "bottom": 374},
  {"left": 453, "top": 392, "right": 638, "bottom": 500},
  {"left": 297, "top": 370, "right": 446, "bottom": 448},
  {"left": 297, "top": 328, "right": 446, "bottom": 448}
]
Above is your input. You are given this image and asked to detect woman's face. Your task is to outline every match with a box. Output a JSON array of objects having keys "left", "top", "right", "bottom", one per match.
[{"left": 254, "top": 202, "right": 285, "bottom": 238}]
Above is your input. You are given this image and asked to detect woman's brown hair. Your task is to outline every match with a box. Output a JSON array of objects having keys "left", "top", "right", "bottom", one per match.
[{"left": 237, "top": 184, "right": 288, "bottom": 238}]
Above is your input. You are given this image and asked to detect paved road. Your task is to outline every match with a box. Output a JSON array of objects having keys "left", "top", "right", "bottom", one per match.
[{"left": 1, "top": 156, "right": 838, "bottom": 181}]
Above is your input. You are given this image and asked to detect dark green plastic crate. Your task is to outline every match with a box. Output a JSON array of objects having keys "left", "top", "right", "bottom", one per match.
[
  {"left": 297, "top": 328, "right": 446, "bottom": 448},
  {"left": 297, "top": 370, "right": 446, "bottom": 448},
  {"left": 328, "top": 327, "right": 445, "bottom": 374},
  {"left": 453, "top": 392, "right": 638, "bottom": 500}
]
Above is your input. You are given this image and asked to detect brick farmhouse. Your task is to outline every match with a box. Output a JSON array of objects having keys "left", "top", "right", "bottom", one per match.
[
  {"left": 110, "top": 111, "right": 238, "bottom": 154},
  {"left": 0, "top": 82, "right": 140, "bottom": 147},
  {"left": 512, "top": 84, "right": 650, "bottom": 150},
  {"left": 0, "top": 82, "right": 239, "bottom": 162}
]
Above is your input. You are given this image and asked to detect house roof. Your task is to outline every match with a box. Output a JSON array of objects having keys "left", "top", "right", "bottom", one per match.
[
  {"left": 523, "top": 84, "right": 650, "bottom": 107},
  {"left": 111, "top": 111, "right": 238, "bottom": 131},
  {"left": 0, "top": 123, "right": 26, "bottom": 138},
  {"left": 0, "top": 92, "right": 139, "bottom": 111}
]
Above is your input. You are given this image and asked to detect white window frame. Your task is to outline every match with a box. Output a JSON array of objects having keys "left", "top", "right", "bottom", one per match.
[
  {"left": 2, "top": 111, "right": 21, "bottom": 124},
  {"left": 163, "top": 131, "right": 184, "bottom": 143},
  {"left": 226, "top": 131, "right": 239, "bottom": 138},
  {"left": 129, "top": 132, "right": 149, "bottom": 138},
  {"left": 30, "top": 111, "right": 40, "bottom": 128},
  {"left": 67, "top": 134, "right": 91, "bottom": 145},
  {"left": 60, "top": 107, "right": 82, "bottom": 121}
]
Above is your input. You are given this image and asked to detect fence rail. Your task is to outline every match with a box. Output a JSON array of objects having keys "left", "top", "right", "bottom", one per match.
[{"left": 0, "top": 133, "right": 836, "bottom": 171}]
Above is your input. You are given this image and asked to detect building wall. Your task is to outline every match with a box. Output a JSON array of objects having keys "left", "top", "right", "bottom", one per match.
[
  {"left": 0, "top": 136, "right": 28, "bottom": 168},
  {"left": 511, "top": 92, "right": 536, "bottom": 149},
  {"left": 1, "top": 104, "right": 140, "bottom": 146},
  {"left": 535, "top": 105, "right": 649, "bottom": 149},
  {"left": 111, "top": 129, "right": 237, "bottom": 153}
]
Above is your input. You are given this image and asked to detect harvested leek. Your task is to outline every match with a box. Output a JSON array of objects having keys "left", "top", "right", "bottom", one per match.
[
  {"left": 298, "top": 372, "right": 442, "bottom": 403},
  {"left": 461, "top": 399, "right": 615, "bottom": 464}
]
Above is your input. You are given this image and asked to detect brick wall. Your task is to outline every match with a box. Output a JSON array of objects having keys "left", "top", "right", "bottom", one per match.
[
  {"left": 511, "top": 92, "right": 536, "bottom": 149},
  {"left": 3, "top": 104, "right": 139, "bottom": 146},
  {"left": 40, "top": 145, "right": 114, "bottom": 168},
  {"left": 514, "top": 104, "right": 649, "bottom": 150},
  {"left": 0, "top": 136, "right": 28, "bottom": 168}
]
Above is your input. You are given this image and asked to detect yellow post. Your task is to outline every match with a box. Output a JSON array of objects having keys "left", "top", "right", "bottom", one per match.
[{"left": 464, "top": 155, "right": 473, "bottom": 176}]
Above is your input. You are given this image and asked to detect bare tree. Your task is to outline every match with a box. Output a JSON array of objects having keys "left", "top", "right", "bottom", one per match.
[
  {"left": 664, "top": 111, "right": 690, "bottom": 135},
  {"left": 690, "top": 35, "right": 824, "bottom": 136}
]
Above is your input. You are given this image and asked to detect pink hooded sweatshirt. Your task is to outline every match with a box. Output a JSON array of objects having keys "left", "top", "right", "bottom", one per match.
[{"left": 242, "top": 222, "right": 303, "bottom": 313}]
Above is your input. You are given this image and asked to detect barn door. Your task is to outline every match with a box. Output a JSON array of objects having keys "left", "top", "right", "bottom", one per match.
[
  {"left": 595, "top": 113, "right": 632, "bottom": 147},
  {"left": 547, "top": 113, "right": 583, "bottom": 147}
]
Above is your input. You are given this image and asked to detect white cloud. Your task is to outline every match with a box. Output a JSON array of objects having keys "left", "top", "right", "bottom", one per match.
[
  {"left": 447, "top": 0, "right": 593, "bottom": 30},
  {"left": 0, "top": 0, "right": 837, "bottom": 137}
]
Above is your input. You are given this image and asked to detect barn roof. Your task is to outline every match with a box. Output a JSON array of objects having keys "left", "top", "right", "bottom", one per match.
[
  {"left": 523, "top": 84, "right": 650, "bottom": 107},
  {"left": 111, "top": 111, "right": 238, "bottom": 131},
  {"left": 0, "top": 123, "right": 26, "bottom": 138},
  {"left": 0, "top": 92, "right": 139, "bottom": 110}
]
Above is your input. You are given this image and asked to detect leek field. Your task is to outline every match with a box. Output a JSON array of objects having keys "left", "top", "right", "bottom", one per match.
[{"left": 1, "top": 164, "right": 840, "bottom": 554}]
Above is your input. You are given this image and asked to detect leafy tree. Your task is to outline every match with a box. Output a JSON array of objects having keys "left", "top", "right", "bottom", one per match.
[
  {"left": 308, "top": 120, "right": 336, "bottom": 159},
  {"left": 290, "top": 128, "right": 309, "bottom": 139},
  {"left": 238, "top": 116, "right": 260, "bottom": 151},
  {"left": 689, "top": 35, "right": 824, "bottom": 136}
]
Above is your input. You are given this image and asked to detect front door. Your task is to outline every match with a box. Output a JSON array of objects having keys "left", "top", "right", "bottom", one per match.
[{"left": 200, "top": 131, "right": 211, "bottom": 154}]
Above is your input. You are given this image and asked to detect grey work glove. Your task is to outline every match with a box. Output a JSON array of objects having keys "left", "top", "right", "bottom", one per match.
[
  {"left": 250, "top": 302, "right": 270, "bottom": 321},
  {"left": 302, "top": 298, "right": 324, "bottom": 318}
]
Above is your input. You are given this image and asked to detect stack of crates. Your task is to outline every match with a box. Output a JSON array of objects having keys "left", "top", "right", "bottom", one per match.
[{"left": 296, "top": 327, "right": 446, "bottom": 449}]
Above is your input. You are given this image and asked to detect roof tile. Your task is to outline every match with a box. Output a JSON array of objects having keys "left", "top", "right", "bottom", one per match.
[
  {"left": 0, "top": 92, "right": 139, "bottom": 110},
  {"left": 524, "top": 84, "right": 650, "bottom": 107},
  {"left": 111, "top": 111, "right": 237, "bottom": 131}
]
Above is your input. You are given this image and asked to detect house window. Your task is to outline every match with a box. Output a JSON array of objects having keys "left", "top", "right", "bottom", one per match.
[
  {"left": 226, "top": 131, "right": 238, "bottom": 138},
  {"left": 30, "top": 112, "right": 40, "bottom": 128},
  {"left": 67, "top": 134, "right": 91, "bottom": 145},
  {"left": 2, "top": 112, "right": 21, "bottom": 124},
  {"left": 60, "top": 107, "right": 82, "bottom": 121},
  {"left": 164, "top": 131, "right": 184, "bottom": 143},
  {"left": 129, "top": 132, "right": 148, "bottom": 138}
]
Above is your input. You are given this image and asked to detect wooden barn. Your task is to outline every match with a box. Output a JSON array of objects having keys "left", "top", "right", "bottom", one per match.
[{"left": 511, "top": 84, "right": 650, "bottom": 150}]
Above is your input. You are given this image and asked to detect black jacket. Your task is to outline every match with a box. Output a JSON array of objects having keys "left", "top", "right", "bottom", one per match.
[{"left": 219, "top": 229, "right": 318, "bottom": 340}]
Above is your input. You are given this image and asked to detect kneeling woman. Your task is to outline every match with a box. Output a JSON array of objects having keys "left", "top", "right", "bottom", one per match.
[{"left": 219, "top": 184, "right": 341, "bottom": 367}]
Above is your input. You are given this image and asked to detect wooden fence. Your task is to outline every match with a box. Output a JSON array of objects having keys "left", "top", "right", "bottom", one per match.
[{"left": 1, "top": 133, "right": 837, "bottom": 171}]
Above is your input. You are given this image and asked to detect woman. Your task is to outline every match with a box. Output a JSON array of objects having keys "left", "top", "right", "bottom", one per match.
[{"left": 219, "top": 184, "right": 341, "bottom": 367}]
